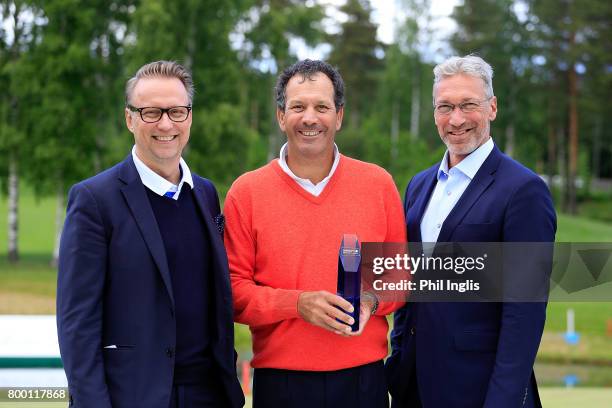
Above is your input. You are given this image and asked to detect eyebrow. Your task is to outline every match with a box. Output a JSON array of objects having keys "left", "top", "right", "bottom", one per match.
[
  {"left": 288, "top": 99, "right": 332, "bottom": 105},
  {"left": 436, "top": 97, "right": 482, "bottom": 104}
]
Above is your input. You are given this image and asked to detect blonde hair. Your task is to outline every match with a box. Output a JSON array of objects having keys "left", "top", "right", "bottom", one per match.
[{"left": 125, "top": 60, "right": 194, "bottom": 105}]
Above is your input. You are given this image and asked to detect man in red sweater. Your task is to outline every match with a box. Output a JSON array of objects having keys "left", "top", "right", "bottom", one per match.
[{"left": 224, "top": 59, "right": 406, "bottom": 408}]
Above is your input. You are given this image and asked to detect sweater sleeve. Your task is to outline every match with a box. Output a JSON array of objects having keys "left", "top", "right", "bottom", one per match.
[
  {"left": 375, "top": 173, "right": 408, "bottom": 316},
  {"left": 224, "top": 191, "right": 302, "bottom": 327}
]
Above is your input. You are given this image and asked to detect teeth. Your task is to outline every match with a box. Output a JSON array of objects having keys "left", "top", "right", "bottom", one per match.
[
  {"left": 302, "top": 131, "right": 319, "bottom": 136},
  {"left": 155, "top": 135, "right": 175, "bottom": 141}
]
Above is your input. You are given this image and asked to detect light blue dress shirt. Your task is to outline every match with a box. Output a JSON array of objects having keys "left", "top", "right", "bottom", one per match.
[{"left": 420, "top": 137, "right": 494, "bottom": 244}]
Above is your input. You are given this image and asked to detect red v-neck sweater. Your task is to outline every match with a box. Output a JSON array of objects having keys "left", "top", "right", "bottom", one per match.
[{"left": 224, "top": 155, "right": 406, "bottom": 370}]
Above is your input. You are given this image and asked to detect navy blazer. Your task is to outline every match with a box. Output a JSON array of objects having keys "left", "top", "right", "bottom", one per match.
[
  {"left": 57, "top": 156, "right": 244, "bottom": 408},
  {"left": 386, "top": 145, "right": 556, "bottom": 408}
]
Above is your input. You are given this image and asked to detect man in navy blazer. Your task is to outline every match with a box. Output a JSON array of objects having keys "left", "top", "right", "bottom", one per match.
[
  {"left": 386, "top": 55, "right": 556, "bottom": 407},
  {"left": 57, "top": 61, "right": 244, "bottom": 408}
]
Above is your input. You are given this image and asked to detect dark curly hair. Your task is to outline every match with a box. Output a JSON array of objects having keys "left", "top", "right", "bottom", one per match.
[{"left": 275, "top": 59, "right": 345, "bottom": 111}]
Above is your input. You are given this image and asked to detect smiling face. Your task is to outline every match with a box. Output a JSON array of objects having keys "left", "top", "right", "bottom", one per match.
[
  {"left": 433, "top": 74, "right": 497, "bottom": 167},
  {"left": 277, "top": 72, "right": 343, "bottom": 164},
  {"left": 125, "top": 76, "right": 191, "bottom": 181}
]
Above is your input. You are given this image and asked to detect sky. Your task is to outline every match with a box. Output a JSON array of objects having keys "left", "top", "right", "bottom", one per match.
[
  {"left": 371, "top": 0, "right": 461, "bottom": 46},
  {"left": 292, "top": 0, "right": 462, "bottom": 64}
]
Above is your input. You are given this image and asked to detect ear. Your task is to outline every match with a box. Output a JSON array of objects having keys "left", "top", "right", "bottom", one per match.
[
  {"left": 125, "top": 108, "right": 134, "bottom": 132},
  {"left": 335, "top": 106, "right": 344, "bottom": 131},
  {"left": 488, "top": 96, "right": 497, "bottom": 121},
  {"left": 276, "top": 108, "right": 286, "bottom": 132}
]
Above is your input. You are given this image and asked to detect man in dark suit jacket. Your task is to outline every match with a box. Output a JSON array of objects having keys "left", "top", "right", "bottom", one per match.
[
  {"left": 57, "top": 61, "right": 244, "bottom": 408},
  {"left": 386, "top": 55, "right": 556, "bottom": 408}
]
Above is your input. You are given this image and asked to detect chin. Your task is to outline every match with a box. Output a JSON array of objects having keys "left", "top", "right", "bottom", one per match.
[
  {"left": 153, "top": 150, "right": 180, "bottom": 161},
  {"left": 445, "top": 141, "right": 478, "bottom": 158},
  {"left": 446, "top": 136, "right": 488, "bottom": 156},
  {"left": 297, "top": 139, "right": 326, "bottom": 152}
]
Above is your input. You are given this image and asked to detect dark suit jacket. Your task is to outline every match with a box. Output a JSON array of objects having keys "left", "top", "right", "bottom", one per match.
[
  {"left": 57, "top": 156, "right": 244, "bottom": 408},
  {"left": 386, "top": 145, "right": 556, "bottom": 408}
]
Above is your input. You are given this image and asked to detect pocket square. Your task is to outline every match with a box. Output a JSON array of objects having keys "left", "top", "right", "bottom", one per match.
[{"left": 214, "top": 213, "right": 225, "bottom": 235}]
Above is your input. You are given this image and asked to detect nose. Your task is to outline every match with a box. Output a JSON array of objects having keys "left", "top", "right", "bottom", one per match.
[
  {"left": 301, "top": 106, "right": 318, "bottom": 126},
  {"left": 156, "top": 111, "right": 174, "bottom": 130},
  {"left": 448, "top": 107, "right": 466, "bottom": 127}
]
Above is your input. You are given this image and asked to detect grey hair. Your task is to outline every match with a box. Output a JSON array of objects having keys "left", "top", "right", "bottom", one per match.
[
  {"left": 433, "top": 55, "right": 494, "bottom": 103},
  {"left": 125, "top": 60, "right": 194, "bottom": 105}
]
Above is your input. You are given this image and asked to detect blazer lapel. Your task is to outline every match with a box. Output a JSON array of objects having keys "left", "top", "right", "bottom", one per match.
[
  {"left": 408, "top": 167, "right": 439, "bottom": 243},
  {"left": 436, "top": 146, "right": 502, "bottom": 242},
  {"left": 118, "top": 157, "right": 175, "bottom": 306}
]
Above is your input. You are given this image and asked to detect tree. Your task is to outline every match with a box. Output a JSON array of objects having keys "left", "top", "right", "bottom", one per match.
[
  {"left": 1, "top": 0, "right": 44, "bottom": 263},
  {"left": 13, "top": 0, "right": 132, "bottom": 265},
  {"left": 451, "top": 0, "right": 532, "bottom": 159},
  {"left": 237, "top": 0, "right": 325, "bottom": 160},
  {"left": 382, "top": 0, "right": 434, "bottom": 162},
  {"left": 327, "top": 0, "right": 383, "bottom": 130},
  {"left": 527, "top": 0, "right": 611, "bottom": 213}
]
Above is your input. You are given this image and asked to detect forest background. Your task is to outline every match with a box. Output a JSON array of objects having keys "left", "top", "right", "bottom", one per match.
[{"left": 1, "top": 0, "right": 610, "bottom": 264}]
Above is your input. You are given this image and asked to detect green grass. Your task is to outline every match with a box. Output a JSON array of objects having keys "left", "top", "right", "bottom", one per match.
[
  {"left": 235, "top": 323, "right": 252, "bottom": 352},
  {"left": 545, "top": 303, "right": 612, "bottom": 336},
  {"left": 536, "top": 362, "right": 612, "bottom": 387},
  {"left": 537, "top": 332, "right": 612, "bottom": 366},
  {"left": 539, "top": 387, "right": 612, "bottom": 406},
  {"left": 536, "top": 302, "right": 612, "bottom": 365},
  {"left": 0, "top": 260, "right": 57, "bottom": 297},
  {"left": 556, "top": 214, "right": 612, "bottom": 242},
  {"left": 579, "top": 195, "right": 612, "bottom": 223},
  {"left": 0, "top": 185, "right": 58, "bottom": 261},
  {"left": 0, "top": 259, "right": 57, "bottom": 314}
]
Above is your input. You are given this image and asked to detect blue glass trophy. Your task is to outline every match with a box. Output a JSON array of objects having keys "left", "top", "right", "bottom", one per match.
[{"left": 337, "top": 234, "right": 361, "bottom": 332}]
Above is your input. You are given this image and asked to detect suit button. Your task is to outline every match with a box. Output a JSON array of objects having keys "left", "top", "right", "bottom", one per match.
[
  {"left": 410, "top": 327, "right": 415, "bottom": 335},
  {"left": 166, "top": 347, "right": 174, "bottom": 358}
]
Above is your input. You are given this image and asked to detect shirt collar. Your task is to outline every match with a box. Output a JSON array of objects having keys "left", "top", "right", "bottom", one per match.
[
  {"left": 131, "top": 145, "right": 193, "bottom": 200},
  {"left": 437, "top": 137, "right": 494, "bottom": 180},
  {"left": 278, "top": 142, "right": 340, "bottom": 187}
]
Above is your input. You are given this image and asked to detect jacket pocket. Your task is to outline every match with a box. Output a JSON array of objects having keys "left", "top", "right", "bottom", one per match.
[
  {"left": 103, "top": 344, "right": 135, "bottom": 350},
  {"left": 103, "top": 345, "right": 137, "bottom": 405}
]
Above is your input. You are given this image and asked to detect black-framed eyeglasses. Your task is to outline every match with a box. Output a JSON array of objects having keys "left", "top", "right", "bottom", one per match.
[
  {"left": 127, "top": 104, "right": 192, "bottom": 123},
  {"left": 434, "top": 97, "right": 492, "bottom": 115}
]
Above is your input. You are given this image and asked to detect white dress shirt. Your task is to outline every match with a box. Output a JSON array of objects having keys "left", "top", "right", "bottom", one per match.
[
  {"left": 420, "top": 137, "right": 494, "bottom": 243},
  {"left": 131, "top": 146, "right": 194, "bottom": 200},
  {"left": 277, "top": 142, "right": 340, "bottom": 197}
]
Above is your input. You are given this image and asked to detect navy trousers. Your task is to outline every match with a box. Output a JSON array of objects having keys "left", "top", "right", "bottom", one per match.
[
  {"left": 168, "top": 382, "right": 229, "bottom": 408},
  {"left": 253, "top": 360, "right": 388, "bottom": 408}
]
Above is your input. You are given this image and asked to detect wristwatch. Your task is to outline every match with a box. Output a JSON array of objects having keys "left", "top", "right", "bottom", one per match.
[{"left": 362, "top": 292, "right": 379, "bottom": 315}]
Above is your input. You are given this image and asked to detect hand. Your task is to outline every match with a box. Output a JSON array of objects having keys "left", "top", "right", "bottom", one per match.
[
  {"left": 345, "top": 297, "right": 374, "bottom": 336},
  {"left": 297, "top": 291, "right": 355, "bottom": 335}
]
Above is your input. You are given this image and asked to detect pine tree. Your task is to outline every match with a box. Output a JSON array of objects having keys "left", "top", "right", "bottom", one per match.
[{"left": 328, "top": 0, "right": 383, "bottom": 129}]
